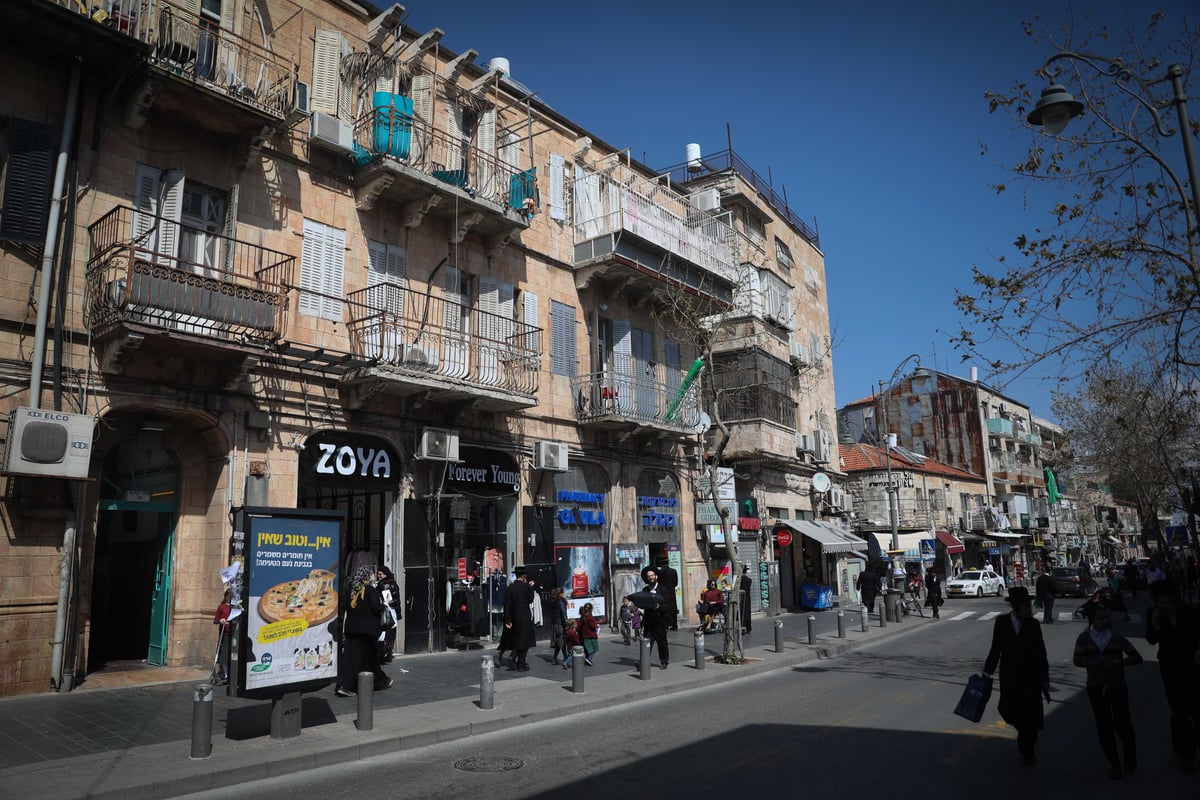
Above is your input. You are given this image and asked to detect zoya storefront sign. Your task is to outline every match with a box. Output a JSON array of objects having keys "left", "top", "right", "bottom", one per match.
[{"left": 300, "top": 432, "right": 399, "bottom": 490}]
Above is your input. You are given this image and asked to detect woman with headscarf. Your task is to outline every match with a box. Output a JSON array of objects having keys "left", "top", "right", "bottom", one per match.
[{"left": 335, "top": 565, "right": 391, "bottom": 697}]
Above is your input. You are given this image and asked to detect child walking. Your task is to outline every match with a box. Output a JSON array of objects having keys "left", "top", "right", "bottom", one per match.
[
  {"left": 618, "top": 597, "right": 635, "bottom": 645},
  {"left": 562, "top": 619, "right": 581, "bottom": 670},
  {"left": 578, "top": 602, "right": 600, "bottom": 666}
]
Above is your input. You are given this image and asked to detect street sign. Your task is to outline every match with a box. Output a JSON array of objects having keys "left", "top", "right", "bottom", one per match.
[
  {"left": 920, "top": 538, "right": 935, "bottom": 560},
  {"left": 776, "top": 529, "right": 793, "bottom": 547}
]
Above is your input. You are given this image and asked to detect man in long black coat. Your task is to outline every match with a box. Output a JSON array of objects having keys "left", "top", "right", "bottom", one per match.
[
  {"left": 640, "top": 565, "right": 670, "bottom": 669},
  {"left": 857, "top": 568, "right": 881, "bottom": 616},
  {"left": 984, "top": 586, "right": 1051, "bottom": 765},
  {"left": 1035, "top": 570, "right": 1056, "bottom": 624},
  {"left": 502, "top": 566, "right": 536, "bottom": 671},
  {"left": 654, "top": 555, "right": 679, "bottom": 630}
]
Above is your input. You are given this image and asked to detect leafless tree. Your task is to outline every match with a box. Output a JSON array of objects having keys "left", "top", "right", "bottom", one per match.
[{"left": 956, "top": 10, "right": 1200, "bottom": 390}]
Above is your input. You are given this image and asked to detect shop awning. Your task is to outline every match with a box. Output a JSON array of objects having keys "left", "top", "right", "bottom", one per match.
[
  {"left": 774, "top": 519, "right": 867, "bottom": 554},
  {"left": 935, "top": 530, "right": 965, "bottom": 554},
  {"left": 990, "top": 532, "right": 1029, "bottom": 540},
  {"left": 867, "top": 531, "right": 932, "bottom": 559}
]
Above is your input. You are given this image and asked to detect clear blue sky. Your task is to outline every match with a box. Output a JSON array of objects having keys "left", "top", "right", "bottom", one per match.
[{"left": 394, "top": 1, "right": 1194, "bottom": 422}]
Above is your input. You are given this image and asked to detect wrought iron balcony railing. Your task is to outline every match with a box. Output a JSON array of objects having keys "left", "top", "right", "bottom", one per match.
[
  {"left": 49, "top": 0, "right": 297, "bottom": 119},
  {"left": 714, "top": 386, "right": 797, "bottom": 429},
  {"left": 343, "top": 282, "right": 541, "bottom": 397},
  {"left": 352, "top": 105, "right": 537, "bottom": 213},
  {"left": 85, "top": 205, "right": 293, "bottom": 343},
  {"left": 573, "top": 368, "right": 701, "bottom": 432}
]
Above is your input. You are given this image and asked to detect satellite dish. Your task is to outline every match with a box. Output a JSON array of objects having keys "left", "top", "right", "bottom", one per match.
[
  {"left": 812, "top": 472, "right": 831, "bottom": 493},
  {"left": 692, "top": 412, "right": 711, "bottom": 434}
]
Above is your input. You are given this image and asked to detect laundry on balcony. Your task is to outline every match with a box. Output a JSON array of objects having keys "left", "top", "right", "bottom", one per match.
[
  {"left": 509, "top": 168, "right": 538, "bottom": 212},
  {"left": 432, "top": 166, "right": 469, "bottom": 188},
  {"left": 355, "top": 92, "right": 413, "bottom": 165}
]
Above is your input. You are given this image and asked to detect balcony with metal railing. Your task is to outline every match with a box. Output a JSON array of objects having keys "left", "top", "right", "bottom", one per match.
[
  {"left": 349, "top": 105, "right": 535, "bottom": 238},
  {"left": 572, "top": 162, "right": 738, "bottom": 301},
  {"left": 27, "top": 1, "right": 298, "bottom": 129},
  {"left": 342, "top": 282, "right": 541, "bottom": 411},
  {"left": 657, "top": 149, "right": 820, "bottom": 248},
  {"left": 85, "top": 205, "right": 292, "bottom": 366},
  {"left": 986, "top": 417, "right": 1015, "bottom": 437},
  {"left": 572, "top": 367, "right": 701, "bottom": 439}
]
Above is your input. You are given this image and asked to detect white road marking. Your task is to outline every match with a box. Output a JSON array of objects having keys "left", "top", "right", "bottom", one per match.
[
  {"left": 979, "top": 611, "right": 1002, "bottom": 621},
  {"left": 949, "top": 611, "right": 975, "bottom": 621}
]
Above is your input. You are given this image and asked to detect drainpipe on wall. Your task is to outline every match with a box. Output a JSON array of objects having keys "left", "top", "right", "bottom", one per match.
[{"left": 38, "top": 58, "right": 83, "bottom": 691}]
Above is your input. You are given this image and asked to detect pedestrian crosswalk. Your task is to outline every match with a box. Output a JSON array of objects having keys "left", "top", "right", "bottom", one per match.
[{"left": 935, "top": 609, "right": 1143, "bottom": 624}]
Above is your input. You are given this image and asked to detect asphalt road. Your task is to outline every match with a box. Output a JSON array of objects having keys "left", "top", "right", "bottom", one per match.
[{"left": 181, "top": 596, "right": 1198, "bottom": 800}]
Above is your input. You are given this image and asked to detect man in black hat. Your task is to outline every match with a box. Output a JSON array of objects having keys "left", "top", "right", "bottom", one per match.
[
  {"left": 502, "top": 566, "right": 536, "bottom": 671},
  {"left": 984, "top": 586, "right": 1051, "bottom": 765},
  {"left": 640, "top": 565, "right": 670, "bottom": 669},
  {"left": 654, "top": 554, "right": 679, "bottom": 631}
]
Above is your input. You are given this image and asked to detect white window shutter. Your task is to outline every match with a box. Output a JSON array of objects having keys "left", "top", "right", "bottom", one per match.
[
  {"left": 548, "top": 154, "right": 565, "bottom": 221},
  {"left": 300, "top": 219, "right": 345, "bottom": 321},
  {"left": 217, "top": 0, "right": 239, "bottom": 86},
  {"left": 611, "top": 319, "right": 632, "bottom": 407},
  {"left": 156, "top": 169, "right": 185, "bottom": 266},
  {"left": 132, "top": 163, "right": 162, "bottom": 247},
  {"left": 550, "top": 301, "right": 577, "bottom": 376},
  {"left": 443, "top": 266, "right": 464, "bottom": 331},
  {"left": 300, "top": 219, "right": 323, "bottom": 317},
  {"left": 497, "top": 280, "right": 514, "bottom": 344},
  {"left": 477, "top": 108, "right": 496, "bottom": 196},
  {"left": 312, "top": 30, "right": 340, "bottom": 116},
  {"left": 500, "top": 131, "right": 520, "bottom": 170},
  {"left": 478, "top": 275, "right": 499, "bottom": 341},
  {"left": 338, "top": 36, "right": 354, "bottom": 121},
  {"left": 411, "top": 73, "right": 433, "bottom": 121},
  {"left": 446, "top": 104, "right": 464, "bottom": 169},
  {"left": 321, "top": 224, "right": 345, "bottom": 321},
  {"left": 221, "top": 182, "right": 239, "bottom": 274},
  {"left": 523, "top": 291, "right": 538, "bottom": 353}
]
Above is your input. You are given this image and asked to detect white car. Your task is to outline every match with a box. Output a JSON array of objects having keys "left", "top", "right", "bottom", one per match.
[{"left": 946, "top": 569, "right": 1005, "bottom": 598}]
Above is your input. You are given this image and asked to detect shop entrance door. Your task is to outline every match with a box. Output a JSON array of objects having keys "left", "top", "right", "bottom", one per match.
[{"left": 88, "top": 503, "right": 176, "bottom": 671}]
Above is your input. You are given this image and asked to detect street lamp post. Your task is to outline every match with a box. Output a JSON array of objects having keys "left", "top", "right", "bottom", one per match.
[
  {"left": 1026, "top": 52, "right": 1200, "bottom": 256},
  {"left": 877, "top": 354, "right": 933, "bottom": 553}
]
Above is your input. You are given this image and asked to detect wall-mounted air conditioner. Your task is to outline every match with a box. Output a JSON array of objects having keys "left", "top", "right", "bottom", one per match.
[
  {"left": 3, "top": 407, "right": 95, "bottom": 480},
  {"left": 415, "top": 427, "right": 459, "bottom": 461},
  {"left": 692, "top": 188, "right": 721, "bottom": 212},
  {"left": 811, "top": 429, "right": 828, "bottom": 461},
  {"left": 796, "top": 433, "right": 812, "bottom": 455},
  {"left": 309, "top": 111, "right": 355, "bottom": 154},
  {"left": 533, "top": 441, "right": 568, "bottom": 472},
  {"left": 401, "top": 343, "right": 439, "bottom": 370}
]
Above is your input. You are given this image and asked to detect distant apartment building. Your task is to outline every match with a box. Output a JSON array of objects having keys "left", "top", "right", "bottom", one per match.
[{"left": 0, "top": 1, "right": 834, "bottom": 694}]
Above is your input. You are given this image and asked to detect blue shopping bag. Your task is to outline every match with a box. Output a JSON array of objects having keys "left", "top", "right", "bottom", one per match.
[{"left": 953, "top": 673, "right": 993, "bottom": 723}]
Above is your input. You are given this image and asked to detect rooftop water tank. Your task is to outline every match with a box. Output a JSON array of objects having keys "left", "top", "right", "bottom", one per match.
[
  {"left": 686, "top": 143, "right": 702, "bottom": 172},
  {"left": 489, "top": 57, "right": 510, "bottom": 77}
]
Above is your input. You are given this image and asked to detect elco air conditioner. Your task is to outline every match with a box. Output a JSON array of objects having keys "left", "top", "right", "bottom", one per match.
[
  {"left": 533, "top": 441, "right": 568, "bottom": 472},
  {"left": 415, "top": 427, "right": 459, "bottom": 461},
  {"left": 401, "top": 343, "right": 439, "bottom": 370},
  {"left": 309, "top": 111, "right": 355, "bottom": 154},
  {"left": 3, "top": 407, "right": 96, "bottom": 480},
  {"left": 788, "top": 339, "right": 810, "bottom": 366}
]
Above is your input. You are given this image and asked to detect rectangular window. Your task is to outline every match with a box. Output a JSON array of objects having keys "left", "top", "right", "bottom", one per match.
[
  {"left": 550, "top": 300, "right": 577, "bottom": 376},
  {"left": 300, "top": 219, "right": 345, "bottom": 321},
  {"left": 0, "top": 119, "right": 55, "bottom": 244},
  {"left": 774, "top": 236, "right": 794, "bottom": 271}
]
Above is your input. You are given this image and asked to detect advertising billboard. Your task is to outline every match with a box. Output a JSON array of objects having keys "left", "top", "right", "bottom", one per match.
[
  {"left": 554, "top": 543, "right": 608, "bottom": 620},
  {"left": 240, "top": 508, "right": 344, "bottom": 697}
]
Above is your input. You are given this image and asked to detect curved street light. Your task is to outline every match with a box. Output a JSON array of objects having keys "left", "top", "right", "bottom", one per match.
[
  {"left": 878, "top": 354, "right": 933, "bottom": 554},
  {"left": 1026, "top": 51, "right": 1200, "bottom": 254}
]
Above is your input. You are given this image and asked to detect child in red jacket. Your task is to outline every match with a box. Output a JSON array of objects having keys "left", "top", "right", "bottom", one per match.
[{"left": 562, "top": 619, "right": 582, "bottom": 670}]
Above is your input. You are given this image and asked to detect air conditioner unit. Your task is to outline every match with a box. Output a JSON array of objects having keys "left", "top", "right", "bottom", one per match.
[
  {"left": 693, "top": 188, "right": 721, "bottom": 212},
  {"left": 533, "top": 441, "right": 568, "bottom": 472},
  {"left": 3, "top": 407, "right": 95, "bottom": 480},
  {"left": 999, "top": 403, "right": 1008, "bottom": 414},
  {"left": 812, "top": 429, "right": 828, "bottom": 461},
  {"left": 309, "top": 111, "right": 355, "bottom": 154},
  {"left": 400, "top": 343, "right": 439, "bottom": 370},
  {"left": 415, "top": 427, "right": 459, "bottom": 461},
  {"left": 788, "top": 339, "right": 809, "bottom": 366},
  {"left": 988, "top": 436, "right": 1000, "bottom": 450},
  {"left": 796, "top": 433, "right": 812, "bottom": 455}
]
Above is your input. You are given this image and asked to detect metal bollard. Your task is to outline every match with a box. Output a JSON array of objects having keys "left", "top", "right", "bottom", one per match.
[
  {"left": 879, "top": 600, "right": 887, "bottom": 628},
  {"left": 693, "top": 629, "right": 705, "bottom": 670},
  {"left": 774, "top": 618, "right": 784, "bottom": 653},
  {"left": 860, "top": 605, "right": 868, "bottom": 633},
  {"left": 190, "top": 683, "right": 213, "bottom": 760},
  {"left": 639, "top": 636, "right": 652, "bottom": 680},
  {"left": 480, "top": 654, "right": 494, "bottom": 710},
  {"left": 807, "top": 614, "right": 816, "bottom": 645},
  {"left": 837, "top": 610, "right": 846, "bottom": 638},
  {"left": 355, "top": 671, "right": 374, "bottom": 731},
  {"left": 571, "top": 645, "right": 585, "bottom": 693}
]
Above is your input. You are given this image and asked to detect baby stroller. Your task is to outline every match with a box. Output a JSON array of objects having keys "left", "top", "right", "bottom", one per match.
[{"left": 210, "top": 602, "right": 231, "bottom": 686}]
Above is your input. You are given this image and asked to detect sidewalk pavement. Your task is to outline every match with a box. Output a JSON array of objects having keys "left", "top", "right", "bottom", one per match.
[{"left": 0, "top": 607, "right": 911, "bottom": 800}]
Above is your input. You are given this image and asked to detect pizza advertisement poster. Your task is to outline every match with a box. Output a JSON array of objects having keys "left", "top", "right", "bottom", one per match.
[{"left": 243, "top": 509, "right": 343, "bottom": 694}]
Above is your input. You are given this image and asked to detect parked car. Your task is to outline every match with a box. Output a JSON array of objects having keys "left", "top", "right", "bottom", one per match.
[
  {"left": 1050, "top": 566, "right": 1097, "bottom": 598},
  {"left": 946, "top": 568, "right": 1005, "bottom": 598}
]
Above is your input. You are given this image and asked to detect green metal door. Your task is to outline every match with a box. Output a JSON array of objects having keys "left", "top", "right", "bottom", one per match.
[{"left": 146, "top": 512, "right": 175, "bottom": 666}]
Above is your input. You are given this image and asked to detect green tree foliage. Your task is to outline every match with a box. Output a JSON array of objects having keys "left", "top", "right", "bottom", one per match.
[{"left": 956, "top": 10, "right": 1200, "bottom": 388}]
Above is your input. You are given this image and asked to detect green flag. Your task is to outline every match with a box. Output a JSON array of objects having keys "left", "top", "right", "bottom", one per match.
[{"left": 1044, "top": 468, "right": 1059, "bottom": 504}]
